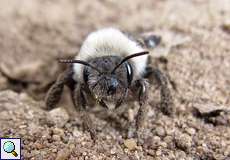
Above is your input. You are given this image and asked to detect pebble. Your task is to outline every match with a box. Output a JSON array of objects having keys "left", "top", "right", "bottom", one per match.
[
  {"left": 159, "top": 142, "right": 167, "bottom": 148},
  {"left": 110, "top": 148, "right": 116, "bottom": 154},
  {"left": 34, "top": 142, "right": 44, "bottom": 149},
  {"left": 52, "top": 135, "right": 61, "bottom": 141},
  {"left": 155, "top": 126, "right": 166, "bottom": 137},
  {"left": 55, "top": 149, "right": 71, "bottom": 160},
  {"left": 128, "top": 109, "right": 135, "bottom": 122},
  {"left": 147, "top": 149, "right": 155, "bottom": 156},
  {"left": 175, "top": 150, "right": 186, "bottom": 159},
  {"left": 175, "top": 133, "right": 192, "bottom": 151},
  {"left": 19, "top": 125, "right": 27, "bottom": 129},
  {"left": 156, "top": 149, "right": 162, "bottom": 156},
  {"left": 73, "top": 128, "right": 83, "bottom": 138},
  {"left": 124, "top": 138, "right": 137, "bottom": 151},
  {"left": 164, "top": 136, "right": 173, "bottom": 143},
  {"left": 185, "top": 128, "right": 196, "bottom": 135},
  {"left": 52, "top": 148, "right": 58, "bottom": 153},
  {"left": 224, "top": 146, "right": 230, "bottom": 156},
  {"left": 53, "top": 128, "right": 64, "bottom": 136}
]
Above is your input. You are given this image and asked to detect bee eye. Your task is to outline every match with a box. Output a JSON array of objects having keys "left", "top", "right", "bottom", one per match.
[{"left": 125, "top": 62, "right": 133, "bottom": 86}]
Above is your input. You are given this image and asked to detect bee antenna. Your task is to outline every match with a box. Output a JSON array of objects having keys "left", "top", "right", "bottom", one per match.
[
  {"left": 111, "top": 51, "right": 149, "bottom": 73},
  {"left": 58, "top": 59, "right": 101, "bottom": 73}
]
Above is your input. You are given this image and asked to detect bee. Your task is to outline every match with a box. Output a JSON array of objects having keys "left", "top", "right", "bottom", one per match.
[{"left": 45, "top": 28, "right": 173, "bottom": 139}]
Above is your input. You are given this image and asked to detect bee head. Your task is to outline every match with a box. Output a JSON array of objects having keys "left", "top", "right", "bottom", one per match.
[{"left": 59, "top": 51, "right": 149, "bottom": 101}]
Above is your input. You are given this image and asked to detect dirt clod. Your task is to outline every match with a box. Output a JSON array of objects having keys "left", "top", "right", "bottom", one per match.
[
  {"left": 56, "top": 148, "right": 71, "bottom": 160},
  {"left": 124, "top": 139, "right": 137, "bottom": 151},
  {"left": 47, "top": 107, "right": 70, "bottom": 128},
  {"left": 175, "top": 132, "right": 192, "bottom": 151},
  {"left": 155, "top": 126, "right": 166, "bottom": 137}
]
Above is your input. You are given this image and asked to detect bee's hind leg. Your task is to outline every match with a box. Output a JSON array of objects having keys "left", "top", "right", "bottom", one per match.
[{"left": 144, "top": 67, "right": 174, "bottom": 116}]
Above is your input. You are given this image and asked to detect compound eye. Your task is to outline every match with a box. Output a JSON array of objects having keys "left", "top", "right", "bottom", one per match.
[{"left": 126, "top": 62, "right": 133, "bottom": 85}]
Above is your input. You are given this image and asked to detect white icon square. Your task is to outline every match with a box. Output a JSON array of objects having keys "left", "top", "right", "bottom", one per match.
[{"left": 0, "top": 138, "right": 21, "bottom": 160}]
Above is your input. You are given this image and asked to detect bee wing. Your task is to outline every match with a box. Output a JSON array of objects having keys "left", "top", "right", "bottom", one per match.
[{"left": 121, "top": 30, "right": 161, "bottom": 49}]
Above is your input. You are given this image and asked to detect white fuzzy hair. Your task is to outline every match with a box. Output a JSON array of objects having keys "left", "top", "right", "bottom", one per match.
[{"left": 73, "top": 28, "right": 148, "bottom": 81}]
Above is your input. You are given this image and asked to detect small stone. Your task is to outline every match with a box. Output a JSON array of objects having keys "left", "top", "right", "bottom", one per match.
[
  {"left": 224, "top": 146, "right": 230, "bottom": 156},
  {"left": 193, "top": 102, "right": 228, "bottom": 115},
  {"left": 128, "top": 109, "right": 135, "bottom": 122},
  {"left": 155, "top": 149, "right": 162, "bottom": 156},
  {"left": 164, "top": 136, "right": 173, "bottom": 143},
  {"left": 55, "top": 149, "right": 71, "bottom": 160},
  {"left": 214, "top": 154, "right": 226, "bottom": 160},
  {"left": 159, "top": 142, "right": 167, "bottom": 148},
  {"left": 196, "top": 146, "right": 204, "bottom": 154},
  {"left": 106, "top": 135, "right": 112, "bottom": 140},
  {"left": 52, "top": 148, "right": 58, "bottom": 153},
  {"left": 53, "top": 128, "right": 64, "bottom": 136},
  {"left": 124, "top": 138, "right": 137, "bottom": 151},
  {"left": 147, "top": 149, "right": 155, "bottom": 156},
  {"left": 155, "top": 126, "right": 166, "bottom": 137},
  {"left": 34, "top": 142, "right": 44, "bottom": 149},
  {"left": 149, "top": 136, "right": 161, "bottom": 149},
  {"left": 52, "top": 135, "right": 61, "bottom": 141},
  {"left": 185, "top": 128, "right": 196, "bottom": 135},
  {"left": 110, "top": 148, "right": 116, "bottom": 154},
  {"left": 69, "top": 144, "right": 75, "bottom": 150},
  {"left": 153, "top": 136, "right": 161, "bottom": 142},
  {"left": 175, "top": 150, "right": 186, "bottom": 159},
  {"left": 175, "top": 133, "right": 192, "bottom": 151},
  {"left": 47, "top": 108, "right": 69, "bottom": 128},
  {"left": 19, "top": 125, "right": 27, "bottom": 129},
  {"left": 73, "top": 128, "right": 83, "bottom": 138}
]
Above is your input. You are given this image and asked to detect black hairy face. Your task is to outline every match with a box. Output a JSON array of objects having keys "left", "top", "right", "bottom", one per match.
[{"left": 83, "top": 56, "right": 133, "bottom": 102}]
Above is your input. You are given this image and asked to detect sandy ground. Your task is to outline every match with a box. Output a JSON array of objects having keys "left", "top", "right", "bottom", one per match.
[{"left": 0, "top": 0, "right": 230, "bottom": 159}]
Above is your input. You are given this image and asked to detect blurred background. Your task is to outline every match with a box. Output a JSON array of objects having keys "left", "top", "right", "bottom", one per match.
[
  {"left": 0, "top": 0, "right": 229, "bottom": 100},
  {"left": 0, "top": 0, "right": 230, "bottom": 159}
]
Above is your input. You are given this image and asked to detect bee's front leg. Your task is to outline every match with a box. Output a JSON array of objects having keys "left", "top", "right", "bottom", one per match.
[
  {"left": 130, "top": 79, "right": 149, "bottom": 139},
  {"left": 71, "top": 84, "right": 97, "bottom": 141},
  {"left": 45, "top": 67, "right": 74, "bottom": 110}
]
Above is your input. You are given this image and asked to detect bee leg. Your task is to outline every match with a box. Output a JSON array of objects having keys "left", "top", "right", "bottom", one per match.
[
  {"left": 151, "top": 68, "right": 174, "bottom": 116},
  {"left": 71, "top": 84, "right": 97, "bottom": 141},
  {"left": 131, "top": 79, "right": 149, "bottom": 140},
  {"left": 144, "top": 65, "right": 177, "bottom": 91},
  {"left": 45, "top": 66, "right": 74, "bottom": 110}
]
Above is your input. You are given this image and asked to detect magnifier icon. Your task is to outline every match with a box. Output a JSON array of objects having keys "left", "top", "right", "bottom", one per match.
[{"left": 3, "top": 141, "right": 18, "bottom": 157}]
